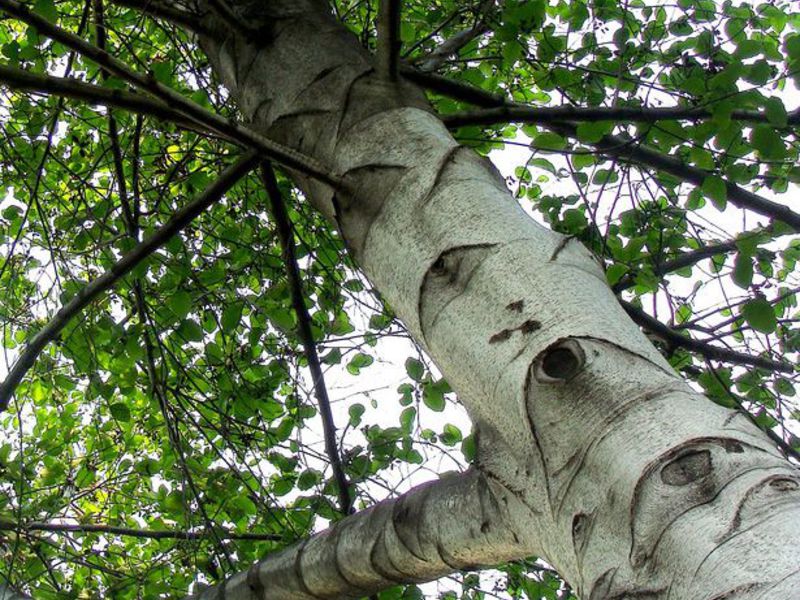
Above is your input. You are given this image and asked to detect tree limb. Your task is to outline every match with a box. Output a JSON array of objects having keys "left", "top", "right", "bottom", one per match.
[
  {"left": 442, "top": 103, "right": 800, "bottom": 128},
  {"left": 403, "top": 68, "right": 800, "bottom": 231},
  {"left": 416, "top": 0, "right": 498, "bottom": 72},
  {"left": 260, "top": 163, "right": 353, "bottom": 516},
  {"left": 188, "top": 470, "right": 531, "bottom": 600},
  {"left": 0, "top": 520, "right": 281, "bottom": 541},
  {"left": 108, "top": 0, "right": 204, "bottom": 31},
  {"left": 552, "top": 121, "right": 800, "bottom": 232},
  {"left": 0, "top": 0, "right": 345, "bottom": 189},
  {"left": 620, "top": 300, "right": 793, "bottom": 373},
  {"left": 611, "top": 239, "right": 739, "bottom": 293},
  {"left": 0, "top": 65, "right": 205, "bottom": 129},
  {"left": 376, "top": 0, "right": 401, "bottom": 80},
  {"left": 0, "top": 152, "right": 259, "bottom": 413}
]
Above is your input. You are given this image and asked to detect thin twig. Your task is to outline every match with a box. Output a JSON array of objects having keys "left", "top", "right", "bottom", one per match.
[
  {"left": 0, "top": 64, "right": 207, "bottom": 133},
  {"left": 0, "top": 152, "right": 259, "bottom": 412},
  {"left": 442, "top": 103, "right": 800, "bottom": 128},
  {"left": 260, "top": 163, "right": 353, "bottom": 516},
  {"left": 0, "top": 520, "right": 281, "bottom": 542},
  {"left": 0, "top": 0, "right": 344, "bottom": 189},
  {"left": 403, "top": 67, "right": 800, "bottom": 231},
  {"left": 416, "top": 0, "right": 497, "bottom": 72},
  {"left": 620, "top": 300, "right": 793, "bottom": 373},
  {"left": 612, "top": 240, "right": 739, "bottom": 293}
]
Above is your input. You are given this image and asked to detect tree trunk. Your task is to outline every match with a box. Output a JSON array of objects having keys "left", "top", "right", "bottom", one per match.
[{"left": 190, "top": 1, "right": 800, "bottom": 598}]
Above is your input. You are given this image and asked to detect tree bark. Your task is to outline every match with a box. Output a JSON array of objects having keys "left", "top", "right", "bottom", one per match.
[{"left": 189, "top": 1, "right": 800, "bottom": 598}]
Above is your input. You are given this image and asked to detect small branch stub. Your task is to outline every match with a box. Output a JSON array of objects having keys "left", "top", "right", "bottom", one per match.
[{"left": 533, "top": 339, "right": 586, "bottom": 384}]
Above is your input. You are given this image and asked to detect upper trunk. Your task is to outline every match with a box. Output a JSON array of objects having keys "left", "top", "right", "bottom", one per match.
[{"left": 191, "top": 1, "right": 800, "bottom": 598}]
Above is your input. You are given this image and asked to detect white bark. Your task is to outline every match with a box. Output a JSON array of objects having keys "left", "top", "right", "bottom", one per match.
[{"left": 188, "top": 1, "right": 800, "bottom": 598}]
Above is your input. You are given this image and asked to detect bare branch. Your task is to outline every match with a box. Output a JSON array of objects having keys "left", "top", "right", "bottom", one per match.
[
  {"left": 0, "top": 0, "right": 345, "bottom": 189},
  {"left": 416, "top": 0, "right": 498, "bottom": 72},
  {"left": 552, "top": 121, "right": 800, "bottom": 231},
  {"left": 620, "top": 300, "right": 792, "bottom": 373},
  {"left": 0, "top": 520, "right": 281, "bottom": 542},
  {"left": 108, "top": 0, "right": 204, "bottom": 31},
  {"left": 611, "top": 235, "right": 751, "bottom": 292},
  {"left": 0, "top": 152, "right": 259, "bottom": 413},
  {"left": 260, "top": 163, "right": 353, "bottom": 516},
  {"left": 442, "top": 103, "right": 800, "bottom": 128},
  {"left": 403, "top": 68, "right": 800, "bottom": 231},
  {"left": 0, "top": 64, "right": 210, "bottom": 132},
  {"left": 376, "top": 0, "right": 401, "bottom": 80}
]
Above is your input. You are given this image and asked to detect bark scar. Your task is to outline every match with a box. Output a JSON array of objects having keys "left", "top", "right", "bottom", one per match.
[{"left": 489, "top": 319, "right": 541, "bottom": 344}]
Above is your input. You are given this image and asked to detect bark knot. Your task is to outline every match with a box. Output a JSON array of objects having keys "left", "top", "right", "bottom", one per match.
[{"left": 533, "top": 339, "right": 585, "bottom": 383}]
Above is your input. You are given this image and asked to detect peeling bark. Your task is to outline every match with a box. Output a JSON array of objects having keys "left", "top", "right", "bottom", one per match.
[{"left": 187, "top": 1, "right": 800, "bottom": 598}]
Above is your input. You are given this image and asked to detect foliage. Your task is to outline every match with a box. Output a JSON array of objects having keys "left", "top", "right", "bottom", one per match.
[{"left": 0, "top": 0, "right": 798, "bottom": 597}]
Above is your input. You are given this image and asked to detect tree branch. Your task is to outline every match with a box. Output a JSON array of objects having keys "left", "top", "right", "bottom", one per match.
[
  {"left": 108, "top": 0, "right": 204, "bottom": 31},
  {"left": 0, "top": 0, "right": 345, "bottom": 189},
  {"left": 611, "top": 239, "right": 739, "bottom": 293},
  {"left": 0, "top": 64, "right": 209, "bottom": 132},
  {"left": 376, "top": 0, "right": 401, "bottom": 80},
  {"left": 442, "top": 103, "right": 800, "bottom": 128},
  {"left": 0, "top": 520, "right": 281, "bottom": 541},
  {"left": 188, "top": 470, "right": 530, "bottom": 600},
  {"left": 552, "top": 121, "right": 800, "bottom": 232},
  {"left": 620, "top": 300, "right": 793, "bottom": 373},
  {"left": 416, "top": 0, "right": 497, "bottom": 73},
  {"left": 260, "top": 163, "right": 353, "bottom": 516},
  {"left": 403, "top": 68, "right": 800, "bottom": 231},
  {"left": 0, "top": 152, "right": 259, "bottom": 413}
]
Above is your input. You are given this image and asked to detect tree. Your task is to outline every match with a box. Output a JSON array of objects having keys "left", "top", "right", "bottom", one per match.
[{"left": 0, "top": 0, "right": 799, "bottom": 597}]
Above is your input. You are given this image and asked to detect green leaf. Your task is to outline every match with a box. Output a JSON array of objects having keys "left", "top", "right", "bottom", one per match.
[
  {"left": 732, "top": 253, "right": 753, "bottom": 288},
  {"left": 532, "top": 132, "right": 567, "bottom": 151},
  {"left": 348, "top": 403, "right": 365, "bottom": 427},
  {"left": 422, "top": 381, "right": 445, "bottom": 412},
  {"left": 177, "top": 319, "right": 205, "bottom": 342},
  {"left": 605, "top": 263, "right": 628, "bottom": 286},
  {"left": 764, "top": 97, "right": 788, "bottom": 128},
  {"left": 575, "top": 121, "right": 612, "bottom": 143},
  {"left": 167, "top": 290, "right": 193, "bottom": 320},
  {"left": 440, "top": 423, "right": 462, "bottom": 446},
  {"left": 221, "top": 302, "right": 243, "bottom": 332},
  {"left": 346, "top": 352, "right": 373, "bottom": 375},
  {"left": 297, "top": 469, "right": 321, "bottom": 490},
  {"left": 461, "top": 434, "right": 477, "bottom": 462},
  {"left": 750, "top": 125, "right": 786, "bottom": 160},
  {"left": 109, "top": 402, "right": 131, "bottom": 422},
  {"left": 701, "top": 176, "right": 727, "bottom": 210},
  {"left": 33, "top": 0, "right": 57, "bottom": 22},
  {"left": 741, "top": 298, "right": 777, "bottom": 333},
  {"left": 405, "top": 357, "right": 424, "bottom": 382}
]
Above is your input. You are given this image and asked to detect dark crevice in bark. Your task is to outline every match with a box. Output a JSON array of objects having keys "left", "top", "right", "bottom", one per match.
[
  {"left": 724, "top": 473, "right": 800, "bottom": 540},
  {"left": 630, "top": 438, "right": 788, "bottom": 569},
  {"left": 418, "top": 243, "right": 497, "bottom": 343},
  {"left": 417, "top": 144, "right": 465, "bottom": 207},
  {"left": 293, "top": 538, "right": 320, "bottom": 599},
  {"left": 434, "top": 542, "right": 461, "bottom": 571},
  {"left": 533, "top": 339, "right": 586, "bottom": 383},
  {"left": 550, "top": 386, "right": 694, "bottom": 517},
  {"left": 391, "top": 498, "right": 429, "bottom": 563},
  {"left": 523, "top": 367, "right": 554, "bottom": 512},
  {"left": 370, "top": 526, "right": 414, "bottom": 583}
]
